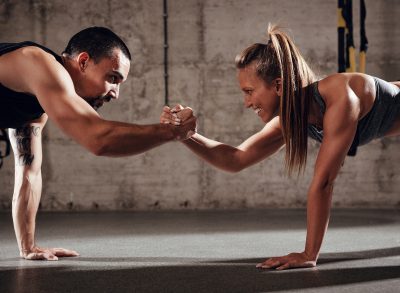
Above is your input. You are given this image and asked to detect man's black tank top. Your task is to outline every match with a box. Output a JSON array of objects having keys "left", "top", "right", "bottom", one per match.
[{"left": 0, "top": 41, "right": 63, "bottom": 128}]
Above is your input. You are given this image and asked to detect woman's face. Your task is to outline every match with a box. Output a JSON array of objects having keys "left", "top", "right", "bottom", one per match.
[{"left": 237, "top": 63, "right": 281, "bottom": 123}]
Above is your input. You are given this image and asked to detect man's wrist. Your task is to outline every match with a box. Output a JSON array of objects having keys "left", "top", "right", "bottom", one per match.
[
  {"left": 159, "top": 123, "right": 178, "bottom": 141},
  {"left": 21, "top": 246, "right": 35, "bottom": 257}
]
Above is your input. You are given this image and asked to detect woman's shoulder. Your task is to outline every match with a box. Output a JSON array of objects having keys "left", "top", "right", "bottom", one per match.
[
  {"left": 318, "top": 73, "right": 375, "bottom": 98},
  {"left": 321, "top": 73, "right": 375, "bottom": 110},
  {"left": 318, "top": 73, "right": 350, "bottom": 98}
]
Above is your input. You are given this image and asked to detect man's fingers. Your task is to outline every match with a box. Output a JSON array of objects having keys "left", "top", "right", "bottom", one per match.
[
  {"left": 181, "top": 115, "right": 196, "bottom": 126},
  {"left": 182, "top": 116, "right": 197, "bottom": 135},
  {"left": 176, "top": 108, "right": 193, "bottom": 121},
  {"left": 24, "top": 246, "right": 79, "bottom": 260},
  {"left": 174, "top": 116, "right": 197, "bottom": 141},
  {"left": 25, "top": 252, "right": 58, "bottom": 261},
  {"left": 50, "top": 248, "right": 79, "bottom": 257}
]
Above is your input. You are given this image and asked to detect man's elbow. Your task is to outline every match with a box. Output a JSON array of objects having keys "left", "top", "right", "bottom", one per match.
[
  {"left": 86, "top": 135, "right": 109, "bottom": 157},
  {"left": 89, "top": 142, "right": 108, "bottom": 156},
  {"left": 90, "top": 146, "right": 105, "bottom": 157},
  {"left": 84, "top": 121, "right": 114, "bottom": 156}
]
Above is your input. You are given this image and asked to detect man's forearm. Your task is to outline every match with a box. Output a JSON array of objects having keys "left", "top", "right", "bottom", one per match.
[
  {"left": 304, "top": 184, "right": 334, "bottom": 260},
  {"left": 12, "top": 171, "right": 42, "bottom": 256},
  {"left": 93, "top": 121, "right": 178, "bottom": 157}
]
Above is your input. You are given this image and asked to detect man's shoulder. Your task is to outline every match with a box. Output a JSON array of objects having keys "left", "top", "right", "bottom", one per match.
[
  {"left": 0, "top": 42, "right": 60, "bottom": 66},
  {"left": 18, "top": 45, "right": 58, "bottom": 62},
  {"left": 0, "top": 42, "right": 68, "bottom": 95}
]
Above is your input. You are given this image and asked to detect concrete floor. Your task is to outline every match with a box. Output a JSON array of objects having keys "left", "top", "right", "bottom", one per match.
[{"left": 0, "top": 209, "right": 400, "bottom": 293}]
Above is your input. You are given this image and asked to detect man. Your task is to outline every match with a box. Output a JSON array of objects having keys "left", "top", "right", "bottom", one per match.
[{"left": 0, "top": 27, "right": 196, "bottom": 260}]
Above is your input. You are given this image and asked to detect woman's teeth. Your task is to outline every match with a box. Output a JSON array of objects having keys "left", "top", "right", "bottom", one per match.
[{"left": 254, "top": 108, "right": 261, "bottom": 115}]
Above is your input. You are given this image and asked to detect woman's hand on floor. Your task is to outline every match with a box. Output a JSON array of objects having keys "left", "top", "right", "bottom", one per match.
[{"left": 256, "top": 252, "right": 316, "bottom": 270}]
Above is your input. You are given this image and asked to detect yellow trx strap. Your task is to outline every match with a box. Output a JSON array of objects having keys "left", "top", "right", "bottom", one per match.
[
  {"left": 359, "top": 0, "right": 368, "bottom": 73},
  {"left": 337, "top": 0, "right": 368, "bottom": 73}
]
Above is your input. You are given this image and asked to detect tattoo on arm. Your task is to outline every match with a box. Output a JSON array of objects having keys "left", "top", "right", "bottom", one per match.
[{"left": 14, "top": 126, "right": 40, "bottom": 166}]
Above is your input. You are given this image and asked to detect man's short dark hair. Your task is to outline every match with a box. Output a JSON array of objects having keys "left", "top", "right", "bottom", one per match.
[{"left": 63, "top": 27, "right": 131, "bottom": 62}]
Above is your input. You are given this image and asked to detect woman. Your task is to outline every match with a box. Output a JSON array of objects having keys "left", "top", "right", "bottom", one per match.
[{"left": 161, "top": 24, "right": 400, "bottom": 270}]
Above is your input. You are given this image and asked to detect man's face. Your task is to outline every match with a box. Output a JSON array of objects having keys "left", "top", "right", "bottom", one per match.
[{"left": 75, "top": 48, "right": 130, "bottom": 110}]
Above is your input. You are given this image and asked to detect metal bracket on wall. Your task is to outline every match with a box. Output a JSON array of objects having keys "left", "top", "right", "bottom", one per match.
[{"left": 163, "top": 0, "right": 169, "bottom": 106}]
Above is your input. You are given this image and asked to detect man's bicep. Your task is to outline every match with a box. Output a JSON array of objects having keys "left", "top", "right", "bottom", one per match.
[
  {"left": 25, "top": 50, "right": 105, "bottom": 151},
  {"left": 27, "top": 52, "right": 96, "bottom": 119}
]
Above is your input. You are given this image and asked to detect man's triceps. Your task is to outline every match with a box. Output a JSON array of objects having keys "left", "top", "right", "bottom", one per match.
[{"left": 14, "top": 125, "right": 40, "bottom": 166}]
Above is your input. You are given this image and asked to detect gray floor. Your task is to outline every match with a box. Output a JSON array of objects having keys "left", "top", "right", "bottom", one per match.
[{"left": 1, "top": 209, "right": 400, "bottom": 293}]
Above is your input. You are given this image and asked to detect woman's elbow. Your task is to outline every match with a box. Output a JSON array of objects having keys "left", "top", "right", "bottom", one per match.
[
  {"left": 221, "top": 163, "right": 245, "bottom": 173},
  {"left": 311, "top": 178, "right": 336, "bottom": 195}
]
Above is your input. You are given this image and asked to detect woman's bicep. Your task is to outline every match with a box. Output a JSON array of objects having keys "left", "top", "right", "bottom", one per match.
[{"left": 311, "top": 98, "right": 358, "bottom": 190}]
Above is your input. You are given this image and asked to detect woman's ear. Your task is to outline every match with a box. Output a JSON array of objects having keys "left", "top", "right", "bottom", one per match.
[{"left": 274, "top": 78, "right": 282, "bottom": 96}]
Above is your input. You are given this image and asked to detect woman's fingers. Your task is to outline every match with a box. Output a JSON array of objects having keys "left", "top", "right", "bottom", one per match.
[
  {"left": 171, "top": 104, "right": 184, "bottom": 113},
  {"left": 256, "top": 252, "right": 317, "bottom": 271},
  {"left": 160, "top": 111, "right": 181, "bottom": 125}
]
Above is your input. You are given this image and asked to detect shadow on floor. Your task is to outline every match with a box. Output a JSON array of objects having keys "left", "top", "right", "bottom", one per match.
[
  {"left": 318, "top": 246, "right": 400, "bottom": 264},
  {"left": 0, "top": 263, "right": 399, "bottom": 293}
]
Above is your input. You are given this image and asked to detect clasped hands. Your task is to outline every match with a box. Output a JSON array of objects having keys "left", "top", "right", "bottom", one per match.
[{"left": 160, "top": 104, "right": 196, "bottom": 140}]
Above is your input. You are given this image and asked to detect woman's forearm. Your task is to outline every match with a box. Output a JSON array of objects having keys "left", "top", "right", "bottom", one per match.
[
  {"left": 182, "top": 133, "right": 242, "bottom": 172},
  {"left": 304, "top": 183, "right": 334, "bottom": 260}
]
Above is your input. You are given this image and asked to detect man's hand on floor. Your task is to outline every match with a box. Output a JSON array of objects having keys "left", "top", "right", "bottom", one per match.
[{"left": 21, "top": 246, "right": 79, "bottom": 261}]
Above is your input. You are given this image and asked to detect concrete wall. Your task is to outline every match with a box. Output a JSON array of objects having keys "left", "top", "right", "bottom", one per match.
[{"left": 0, "top": 0, "right": 399, "bottom": 210}]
